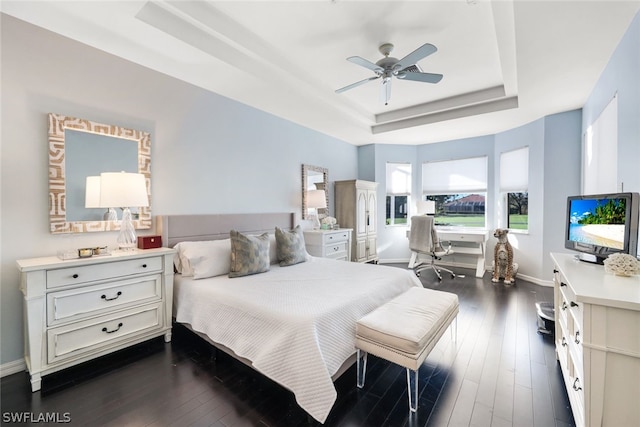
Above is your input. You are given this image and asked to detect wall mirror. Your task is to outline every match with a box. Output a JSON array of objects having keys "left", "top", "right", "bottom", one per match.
[
  {"left": 48, "top": 113, "right": 152, "bottom": 234},
  {"left": 301, "top": 164, "right": 329, "bottom": 219}
]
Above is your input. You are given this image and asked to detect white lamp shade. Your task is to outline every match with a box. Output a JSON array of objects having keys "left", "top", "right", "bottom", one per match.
[
  {"left": 99, "top": 172, "right": 149, "bottom": 208},
  {"left": 85, "top": 176, "right": 102, "bottom": 208},
  {"left": 307, "top": 189, "right": 327, "bottom": 209}
]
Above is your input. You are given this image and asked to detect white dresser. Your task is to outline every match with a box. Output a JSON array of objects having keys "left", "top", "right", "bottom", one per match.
[
  {"left": 303, "top": 229, "right": 352, "bottom": 261},
  {"left": 17, "top": 247, "right": 175, "bottom": 392},
  {"left": 551, "top": 252, "right": 640, "bottom": 427}
]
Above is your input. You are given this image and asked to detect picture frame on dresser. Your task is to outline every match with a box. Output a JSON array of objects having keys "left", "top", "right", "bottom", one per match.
[{"left": 17, "top": 247, "right": 175, "bottom": 392}]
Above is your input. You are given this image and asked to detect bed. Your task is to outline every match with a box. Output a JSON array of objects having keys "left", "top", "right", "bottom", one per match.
[{"left": 160, "top": 213, "right": 421, "bottom": 423}]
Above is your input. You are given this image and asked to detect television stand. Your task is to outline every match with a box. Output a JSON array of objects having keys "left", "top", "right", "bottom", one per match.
[
  {"left": 575, "top": 252, "right": 605, "bottom": 264},
  {"left": 551, "top": 252, "right": 640, "bottom": 427}
]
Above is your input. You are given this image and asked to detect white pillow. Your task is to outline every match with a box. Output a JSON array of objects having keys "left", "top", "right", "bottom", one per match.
[
  {"left": 269, "top": 234, "right": 278, "bottom": 265},
  {"left": 174, "top": 239, "right": 232, "bottom": 279}
]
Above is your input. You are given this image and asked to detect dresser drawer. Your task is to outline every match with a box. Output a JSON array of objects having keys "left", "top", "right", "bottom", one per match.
[
  {"left": 47, "top": 303, "right": 163, "bottom": 364},
  {"left": 46, "top": 257, "right": 163, "bottom": 289},
  {"left": 559, "top": 283, "right": 583, "bottom": 327},
  {"left": 47, "top": 275, "right": 162, "bottom": 326},
  {"left": 323, "top": 230, "right": 350, "bottom": 244},
  {"left": 304, "top": 230, "right": 350, "bottom": 246},
  {"left": 324, "top": 242, "right": 349, "bottom": 259}
]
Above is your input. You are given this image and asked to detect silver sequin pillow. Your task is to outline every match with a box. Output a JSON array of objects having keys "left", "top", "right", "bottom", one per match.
[
  {"left": 228, "top": 230, "right": 270, "bottom": 278},
  {"left": 275, "top": 225, "right": 307, "bottom": 267}
]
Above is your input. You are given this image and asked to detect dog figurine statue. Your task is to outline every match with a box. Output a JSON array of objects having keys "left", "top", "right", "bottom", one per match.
[{"left": 492, "top": 228, "right": 518, "bottom": 285}]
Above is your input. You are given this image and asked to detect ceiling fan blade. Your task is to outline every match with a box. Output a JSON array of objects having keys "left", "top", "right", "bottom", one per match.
[
  {"left": 395, "top": 43, "right": 437, "bottom": 70},
  {"left": 335, "top": 75, "right": 380, "bottom": 93},
  {"left": 347, "top": 56, "right": 384, "bottom": 73},
  {"left": 398, "top": 71, "right": 443, "bottom": 84},
  {"left": 380, "top": 78, "right": 392, "bottom": 105}
]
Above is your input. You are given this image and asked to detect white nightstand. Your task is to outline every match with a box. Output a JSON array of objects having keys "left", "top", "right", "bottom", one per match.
[
  {"left": 303, "top": 229, "right": 352, "bottom": 261},
  {"left": 16, "top": 247, "right": 175, "bottom": 392}
]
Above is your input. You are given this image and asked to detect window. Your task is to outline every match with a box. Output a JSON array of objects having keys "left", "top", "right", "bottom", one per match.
[
  {"left": 500, "top": 147, "right": 529, "bottom": 231},
  {"left": 422, "top": 157, "right": 487, "bottom": 228},
  {"left": 386, "top": 162, "right": 411, "bottom": 225},
  {"left": 583, "top": 94, "right": 617, "bottom": 194}
]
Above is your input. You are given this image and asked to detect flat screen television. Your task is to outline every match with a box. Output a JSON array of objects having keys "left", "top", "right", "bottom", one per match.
[{"left": 565, "top": 192, "right": 639, "bottom": 264}]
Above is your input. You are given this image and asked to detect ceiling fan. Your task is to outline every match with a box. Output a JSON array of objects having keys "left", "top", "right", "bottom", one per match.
[{"left": 335, "top": 42, "right": 443, "bottom": 105}]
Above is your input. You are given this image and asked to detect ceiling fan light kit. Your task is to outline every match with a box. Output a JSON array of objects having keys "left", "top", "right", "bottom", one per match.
[{"left": 336, "top": 42, "right": 443, "bottom": 105}]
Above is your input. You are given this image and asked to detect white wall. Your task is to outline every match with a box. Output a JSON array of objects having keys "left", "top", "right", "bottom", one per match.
[{"left": 0, "top": 15, "right": 358, "bottom": 366}]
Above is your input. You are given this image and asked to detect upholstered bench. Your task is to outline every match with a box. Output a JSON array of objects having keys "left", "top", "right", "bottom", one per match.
[{"left": 355, "top": 287, "right": 459, "bottom": 412}]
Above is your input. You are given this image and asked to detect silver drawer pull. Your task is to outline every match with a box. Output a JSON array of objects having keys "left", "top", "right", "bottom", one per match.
[
  {"left": 575, "top": 330, "right": 581, "bottom": 344},
  {"left": 573, "top": 378, "right": 582, "bottom": 391},
  {"left": 101, "top": 291, "right": 122, "bottom": 301},
  {"left": 102, "top": 322, "right": 123, "bottom": 334}
]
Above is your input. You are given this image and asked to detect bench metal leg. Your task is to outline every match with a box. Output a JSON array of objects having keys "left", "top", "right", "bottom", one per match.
[
  {"left": 356, "top": 349, "right": 367, "bottom": 389},
  {"left": 451, "top": 317, "right": 457, "bottom": 342},
  {"left": 407, "top": 368, "right": 419, "bottom": 412}
]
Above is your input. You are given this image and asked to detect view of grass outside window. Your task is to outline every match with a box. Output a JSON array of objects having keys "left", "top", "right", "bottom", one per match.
[
  {"left": 386, "top": 195, "right": 409, "bottom": 225},
  {"left": 500, "top": 147, "right": 529, "bottom": 231},
  {"left": 507, "top": 192, "right": 528, "bottom": 230},
  {"left": 424, "top": 194, "right": 486, "bottom": 228}
]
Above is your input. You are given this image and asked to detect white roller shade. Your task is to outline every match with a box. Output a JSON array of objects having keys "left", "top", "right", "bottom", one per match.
[
  {"left": 386, "top": 162, "right": 412, "bottom": 195},
  {"left": 422, "top": 156, "right": 487, "bottom": 193},
  {"left": 583, "top": 94, "right": 617, "bottom": 194},
  {"left": 500, "top": 147, "right": 529, "bottom": 192}
]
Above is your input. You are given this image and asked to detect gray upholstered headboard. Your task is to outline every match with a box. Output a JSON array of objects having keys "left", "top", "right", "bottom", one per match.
[{"left": 159, "top": 213, "right": 296, "bottom": 248}]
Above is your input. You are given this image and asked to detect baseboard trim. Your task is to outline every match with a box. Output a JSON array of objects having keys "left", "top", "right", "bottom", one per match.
[
  {"left": 0, "top": 358, "right": 26, "bottom": 378},
  {"left": 379, "top": 258, "right": 553, "bottom": 287}
]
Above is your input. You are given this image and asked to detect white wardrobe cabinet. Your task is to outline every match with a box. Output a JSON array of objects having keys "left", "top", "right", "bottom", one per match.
[{"left": 335, "top": 180, "right": 379, "bottom": 263}]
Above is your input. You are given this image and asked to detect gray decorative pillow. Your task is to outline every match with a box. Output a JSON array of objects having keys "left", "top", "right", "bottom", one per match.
[
  {"left": 276, "top": 225, "right": 307, "bottom": 267},
  {"left": 228, "top": 230, "right": 270, "bottom": 278}
]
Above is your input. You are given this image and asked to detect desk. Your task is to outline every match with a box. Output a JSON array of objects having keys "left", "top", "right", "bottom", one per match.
[{"left": 408, "top": 228, "right": 489, "bottom": 278}]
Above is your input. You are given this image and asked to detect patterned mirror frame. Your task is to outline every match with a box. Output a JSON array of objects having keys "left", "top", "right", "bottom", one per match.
[
  {"left": 301, "top": 164, "right": 329, "bottom": 220},
  {"left": 48, "top": 113, "right": 152, "bottom": 234}
]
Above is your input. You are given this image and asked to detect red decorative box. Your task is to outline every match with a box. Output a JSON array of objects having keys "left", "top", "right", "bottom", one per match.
[{"left": 138, "top": 235, "right": 162, "bottom": 249}]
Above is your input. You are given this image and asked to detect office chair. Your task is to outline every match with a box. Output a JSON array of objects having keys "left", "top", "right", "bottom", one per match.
[{"left": 408, "top": 215, "right": 458, "bottom": 280}]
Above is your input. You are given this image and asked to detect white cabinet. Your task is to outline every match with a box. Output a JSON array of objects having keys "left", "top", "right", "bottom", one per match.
[
  {"left": 303, "top": 229, "right": 352, "bottom": 261},
  {"left": 17, "top": 247, "right": 175, "bottom": 392},
  {"left": 551, "top": 253, "right": 640, "bottom": 427},
  {"left": 335, "top": 180, "right": 378, "bottom": 263}
]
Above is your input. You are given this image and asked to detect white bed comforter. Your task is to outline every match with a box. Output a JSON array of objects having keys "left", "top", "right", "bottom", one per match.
[{"left": 174, "top": 257, "right": 421, "bottom": 423}]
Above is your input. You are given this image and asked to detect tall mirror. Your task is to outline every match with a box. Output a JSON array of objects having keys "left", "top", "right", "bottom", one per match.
[
  {"left": 48, "top": 113, "right": 152, "bottom": 233},
  {"left": 301, "top": 164, "right": 329, "bottom": 220}
]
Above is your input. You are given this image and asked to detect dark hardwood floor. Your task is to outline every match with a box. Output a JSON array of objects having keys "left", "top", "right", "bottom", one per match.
[{"left": 1, "top": 265, "right": 575, "bottom": 426}]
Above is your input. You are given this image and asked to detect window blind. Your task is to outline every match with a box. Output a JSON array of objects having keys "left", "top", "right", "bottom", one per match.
[
  {"left": 500, "top": 147, "right": 529, "bottom": 192},
  {"left": 422, "top": 156, "right": 487, "bottom": 193},
  {"left": 583, "top": 94, "right": 617, "bottom": 194},
  {"left": 386, "top": 162, "right": 412, "bottom": 195}
]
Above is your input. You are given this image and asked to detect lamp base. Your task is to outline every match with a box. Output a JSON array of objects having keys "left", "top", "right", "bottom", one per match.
[
  {"left": 117, "top": 207, "right": 138, "bottom": 251},
  {"left": 311, "top": 214, "right": 321, "bottom": 230}
]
